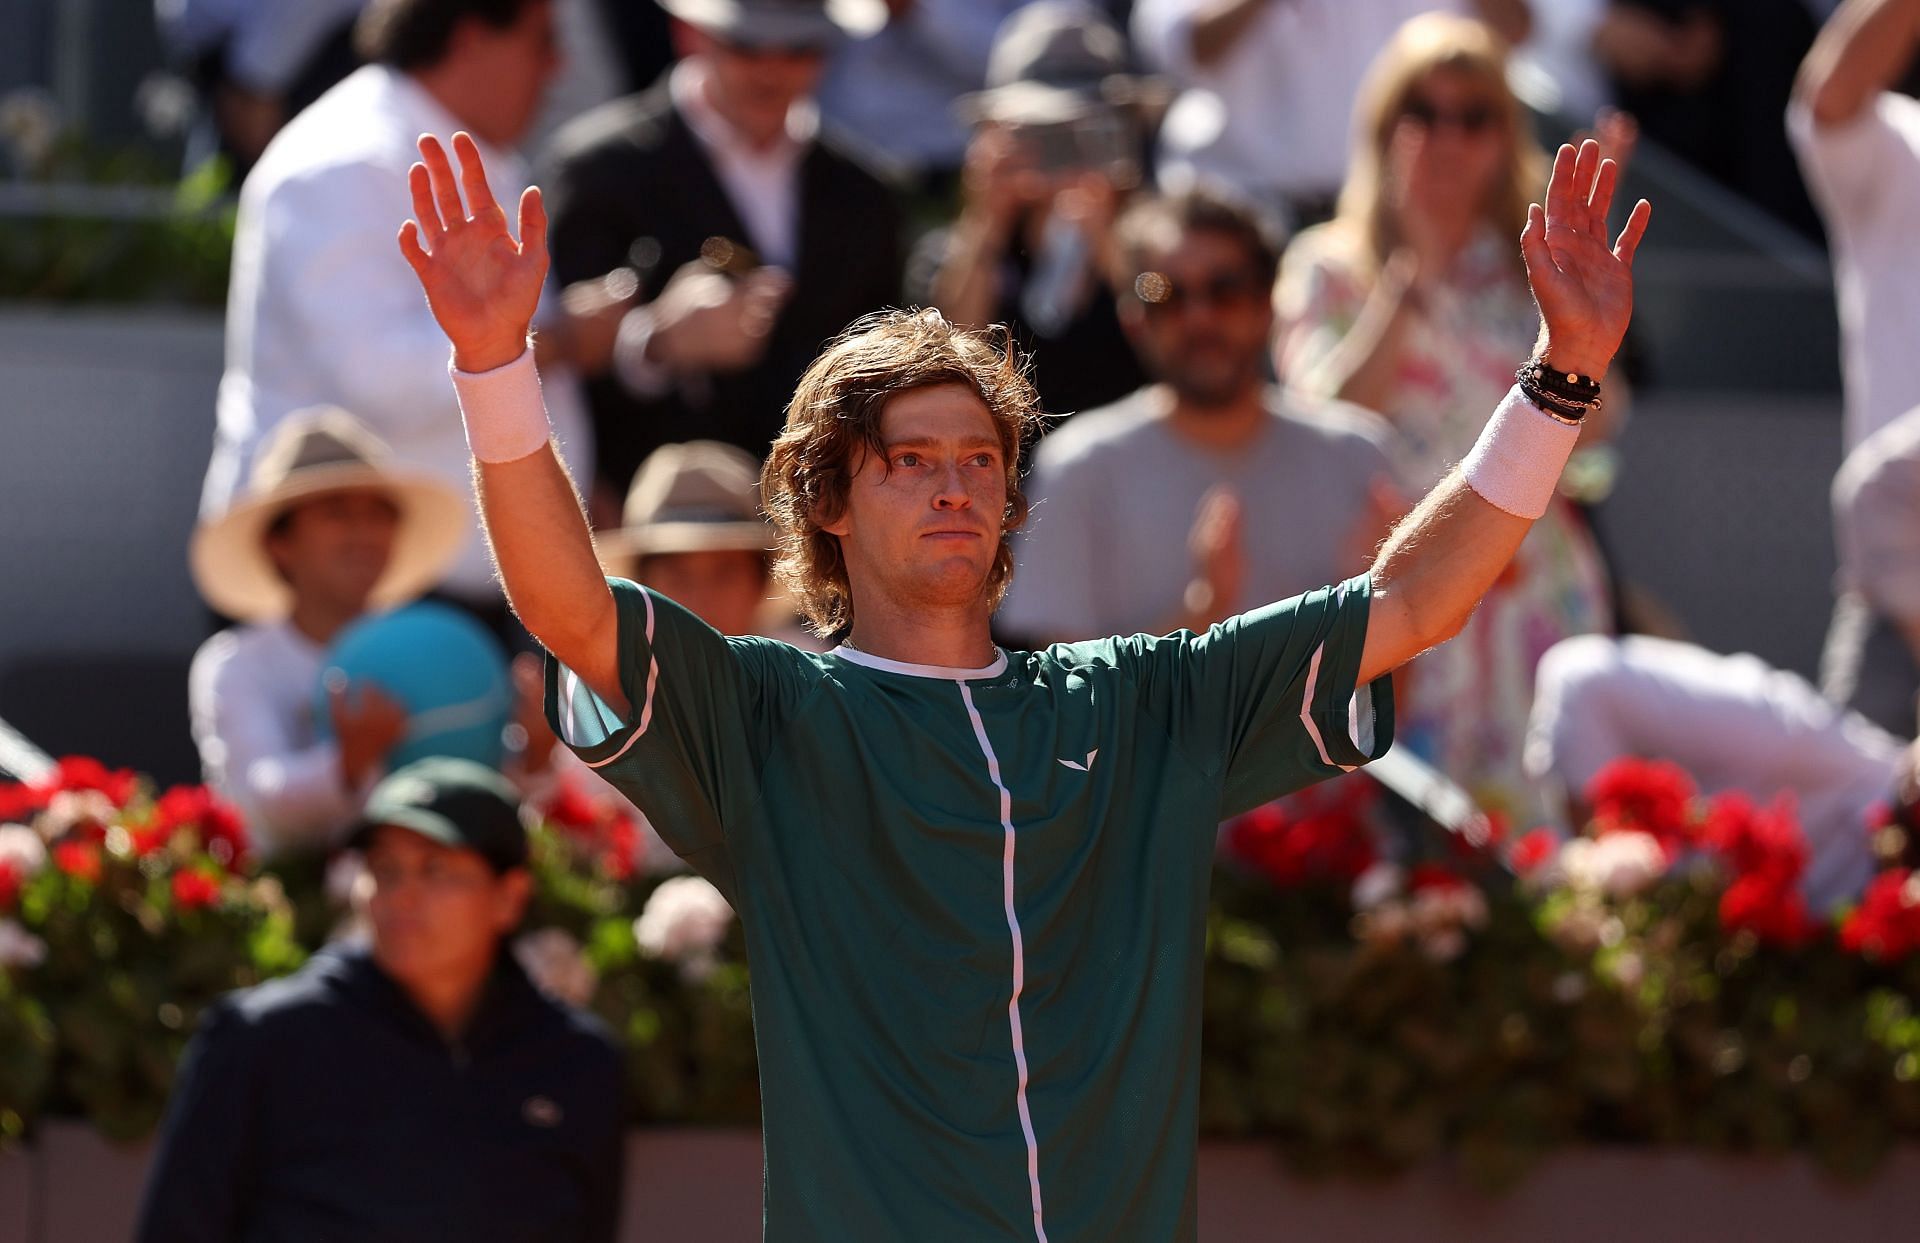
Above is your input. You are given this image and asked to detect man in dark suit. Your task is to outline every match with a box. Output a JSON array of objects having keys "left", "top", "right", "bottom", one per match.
[{"left": 541, "top": 0, "right": 906, "bottom": 503}]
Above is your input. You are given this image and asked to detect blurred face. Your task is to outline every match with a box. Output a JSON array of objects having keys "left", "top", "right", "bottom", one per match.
[
  {"left": 1389, "top": 67, "right": 1508, "bottom": 212},
  {"left": 361, "top": 827, "right": 529, "bottom": 990},
  {"left": 455, "top": 0, "right": 561, "bottom": 147},
  {"left": 637, "top": 549, "right": 769, "bottom": 637},
  {"left": 1121, "top": 229, "right": 1273, "bottom": 409},
  {"left": 822, "top": 385, "right": 1008, "bottom": 622},
  {"left": 264, "top": 487, "right": 400, "bottom": 614},
  {"left": 684, "top": 26, "right": 826, "bottom": 149}
]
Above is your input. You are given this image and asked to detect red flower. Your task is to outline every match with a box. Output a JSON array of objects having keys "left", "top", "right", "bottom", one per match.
[
  {"left": 544, "top": 783, "right": 603, "bottom": 836},
  {"left": 1701, "top": 792, "right": 1808, "bottom": 887},
  {"left": 53, "top": 841, "right": 102, "bottom": 885},
  {"left": 1719, "top": 873, "right": 1817, "bottom": 949},
  {"left": 0, "top": 859, "right": 21, "bottom": 909},
  {"left": 44, "top": 756, "right": 138, "bottom": 806},
  {"left": 171, "top": 869, "right": 222, "bottom": 911},
  {"left": 1224, "top": 778, "right": 1380, "bottom": 889},
  {"left": 0, "top": 783, "right": 47, "bottom": 822},
  {"left": 1840, "top": 869, "right": 1920, "bottom": 963},
  {"left": 1586, "top": 758, "right": 1698, "bottom": 854},
  {"left": 1507, "top": 827, "right": 1558, "bottom": 876},
  {"left": 140, "top": 786, "right": 250, "bottom": 870}
]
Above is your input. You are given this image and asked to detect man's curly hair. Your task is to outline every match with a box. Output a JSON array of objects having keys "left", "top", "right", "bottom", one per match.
[{"left": 761, "top": 309, "right": 1047, "bottom": 636}]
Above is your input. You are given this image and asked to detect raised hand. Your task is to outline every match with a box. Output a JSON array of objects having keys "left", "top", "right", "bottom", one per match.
[
  {"left": 1520, "top": 138, "right": 1652, "bottom": 381},
  {"left": 398, "top": 132, "right": 548, "bottom": 373}
]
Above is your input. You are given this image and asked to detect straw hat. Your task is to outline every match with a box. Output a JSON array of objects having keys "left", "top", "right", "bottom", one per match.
[
  {"left": 189, "top": 409, "right": 468, "bottom": 623},
  {"left": 657, "top": 0, "right": 887, "bottom": 46},
  {"left": 597, "top": 440, "right": 772, "bottom": 566}
]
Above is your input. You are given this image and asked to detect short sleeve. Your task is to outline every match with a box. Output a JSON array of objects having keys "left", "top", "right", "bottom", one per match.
[
  {"left": 1103, "top": 574, "right": 1393, "bottom": 817},
  {"left": 542, "top": 578, "right": 813, "bottom": 893},
  {"left": 1788, "top": 93, "right": 1920, "bottom": 244}
]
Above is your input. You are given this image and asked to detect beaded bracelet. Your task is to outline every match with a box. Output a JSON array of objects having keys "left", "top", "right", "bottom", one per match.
[{"left": 1515, "top": 357, "right": 1602, "bottom": 424}]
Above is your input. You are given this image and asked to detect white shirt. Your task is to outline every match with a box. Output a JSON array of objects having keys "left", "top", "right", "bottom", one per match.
[
  {"left": 189, "top": 620, "right": 373, "bottom": 857},
  {"left": 1133, "top": 0, "right": 1466, "bottom": 210},
  {"left": 1789, "top": 93, "right": 1920, "bottom": 450},
  {"left": 202, "top": 64, "right": 593, "bottom": 599}
]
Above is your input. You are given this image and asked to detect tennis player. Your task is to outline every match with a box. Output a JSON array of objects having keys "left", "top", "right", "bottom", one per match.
[{"left": 398, "top": 129, "right": 1648, "bottom": 1242}]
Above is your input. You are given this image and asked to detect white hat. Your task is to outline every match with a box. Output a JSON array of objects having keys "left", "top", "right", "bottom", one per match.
[
  {"left": 597, "top": 440, "right": 772, "bottom": 565},
  {"left": 189, "top": 409, "right": 467, "bottom": 622}
]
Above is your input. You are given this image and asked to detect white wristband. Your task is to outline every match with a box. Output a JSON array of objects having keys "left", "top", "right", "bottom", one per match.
[
  {"left": 1460, "top": 384, "right": 1581, "bottom": 519},
  {"left": 449, "top": 346, "right": 552, "bottom": 464}
]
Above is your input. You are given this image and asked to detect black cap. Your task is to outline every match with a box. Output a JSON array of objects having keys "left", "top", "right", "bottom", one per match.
[{"left": 352, "top": 757, "right": 528, "bottom": 872}]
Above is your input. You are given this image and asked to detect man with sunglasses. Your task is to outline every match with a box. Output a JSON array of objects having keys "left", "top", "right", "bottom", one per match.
[
  {"left": 540, "top": 0, "right": 903, "bottom": 507},
  {"left": 999, "top": 189, "right": 1402, "bottom": 647}
]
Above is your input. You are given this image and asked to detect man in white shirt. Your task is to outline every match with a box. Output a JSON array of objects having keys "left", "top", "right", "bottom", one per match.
[
  {"left": 189, "top": 409, "right": 466, "bottom": 856},
  {"left": 1000, "top": 188, "right": 1400, "bottom": 645},
  {"left": 1132, "top": 0, "right": 1530, "bottom": 228},
  {"left": 541, "top": 0, "right": 904, "bottom": 506},
  {"left": 1789, "top": 0, "right": 1920, "bottom": 729},
  {"left": 202, "top": 0, "right": 619, "bottom": 627}
]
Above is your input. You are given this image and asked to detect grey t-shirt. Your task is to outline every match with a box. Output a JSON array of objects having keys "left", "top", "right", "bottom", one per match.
[{"left": 1000, "top": 385, "right": 1394, "bottom": 642}]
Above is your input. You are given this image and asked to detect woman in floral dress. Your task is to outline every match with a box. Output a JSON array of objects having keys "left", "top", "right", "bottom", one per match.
[{"left": 1275, "top": 13, "right": 1614, "bottom": 822}]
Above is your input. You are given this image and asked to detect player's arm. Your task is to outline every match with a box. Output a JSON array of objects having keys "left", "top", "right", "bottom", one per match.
[
  {"left": 397, "top": 132, "right": 627, "bottom": 717},
  {"left": 1355, "top": 140, "right": 1650, "bottom": 687},
  {"left": 1794, "top": 0, "right": 1920, "bottom": 127}
]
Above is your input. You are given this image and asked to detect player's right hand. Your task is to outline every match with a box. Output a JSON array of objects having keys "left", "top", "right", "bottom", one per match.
[{"left": 398, "top": 131, "right": 549, "bottom": 374}]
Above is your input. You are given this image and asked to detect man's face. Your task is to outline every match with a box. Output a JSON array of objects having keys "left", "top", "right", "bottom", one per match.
[
  {"left": 360, "top": 826, "right": 529, "bottom": 986},
  {"left": 822, "top": 384, "right": 1008, "bottom": 623},
  {"left": 686, "top": 27, "right": 826, "bottom": 148},
  {"left": 1121, "top": 229, "right": 1273, "bottom": 409},
  {"left": 459, "top": 0, "right": 561, "bottom": 147},
  {"left": 638, "top": 549, "right": 768, "bottom": 637},
  {"left": 264, "top": 487, "right": 400, "bottom": 614}
]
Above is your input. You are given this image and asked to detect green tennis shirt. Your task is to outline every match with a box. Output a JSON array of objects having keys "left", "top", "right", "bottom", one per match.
[{"left": 545, "top": 574, "right": 1392, "bottom": 1242}]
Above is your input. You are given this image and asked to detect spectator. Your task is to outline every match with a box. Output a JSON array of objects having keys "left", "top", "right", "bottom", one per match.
[
  {"left": 156, "top": 0, "right": 369, "bottom": 176},
  {"left": 1527, "top": 633, "right": 1898, "bottom": 910},
  {"left": 999, "top": 189, "right": 1399, "bottom": 645},
  {"left": 135, "top": 758, "right": 625, "bottom": 1243},
  {"left": 818, "top": 0, "right": 1030, "bottom": 190},
  {"left": 189, "top": 410, "right": 466, "bottom": 857},
  {"left": 1275, "top": 12, "right": 1612, "bottom": 821},
  {"left": 542, "top": 0, "right": 905, "bottom": 504},
  {"left": 1826, "top": 402, "right": 1920, "bottom": 733},
  {"left": 1790, "top": 0, "right": 1920, "bottom": 732},
  {"left": 1791, "top": 0, "right": 1920, "bottom": 450},
  {"left": 200, "top": 0, "right": 623, "bottom": 639},
  {"left": 913, "top": 0, "right": 1159, "bottom": 418},
  {"left": 1133, "top": 0, "right": 1531, "bottom": 231}
]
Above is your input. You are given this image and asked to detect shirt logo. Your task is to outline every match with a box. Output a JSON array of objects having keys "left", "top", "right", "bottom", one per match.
[
  {"left": 1057, "top": 749, "right": 1098, "bottom": 772},
  {"left": 523, "top": 1096, "right": 564, "bottom": 1128}
]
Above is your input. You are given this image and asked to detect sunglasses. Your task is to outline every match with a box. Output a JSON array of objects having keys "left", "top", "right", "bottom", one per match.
[
  {"left": 714, "top": 35, "right": 829, "bottom": 60},
  {"left": 1133, "top": 269, "right": 1267, "bottom": 316},
  {"left": 1401, "top": 97, "right": 1500, "bottom": 135}
]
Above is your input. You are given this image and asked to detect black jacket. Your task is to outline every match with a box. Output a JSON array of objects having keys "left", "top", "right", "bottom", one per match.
[
  {"left": 134, "top": 945, "right": 625, "bottom": 1243},
  {"left": 542, "top": 77, "right": 905, "bottom": 492}
]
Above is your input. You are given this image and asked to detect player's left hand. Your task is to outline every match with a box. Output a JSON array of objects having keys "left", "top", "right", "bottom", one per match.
[{"left": 1520, "top": 138, "right": 1651, "bottom": 381}]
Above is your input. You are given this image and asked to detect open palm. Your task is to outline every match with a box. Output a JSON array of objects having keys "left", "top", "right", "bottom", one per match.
[
  {"left": 1520, "top": 139, "right": 1652, "bottom": 379},
  {"left": 398, "top": 132, "right": 548, "bottom": 372}
]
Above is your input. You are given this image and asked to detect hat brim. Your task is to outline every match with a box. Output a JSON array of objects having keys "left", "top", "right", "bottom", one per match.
[
  {"left": 598, "top": 519, "right": 774, "bottom": 565},
  {"left": 658, "top": 0, "right": 884, "bottom": 44},
  {"left": 349, "top": 808, "right": 468, "bottom": 856},
  {"left": 189, "top": 465, "right": 469, "bottom": 624},
  {"left": 957, "top": 75, "right": 1173, "bottom": 127}
]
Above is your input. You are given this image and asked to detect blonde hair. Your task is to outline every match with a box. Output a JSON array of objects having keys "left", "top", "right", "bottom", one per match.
[
  {"left": 761, "top": 309, "right": 1045, "bottom": 636},
  {"left": 1333, "top": 13, "right": 1547, "bottom": 275}
]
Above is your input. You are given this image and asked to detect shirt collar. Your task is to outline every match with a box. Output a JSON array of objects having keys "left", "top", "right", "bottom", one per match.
[
  {"left": 829, "top": 645, "right": 1010, "bottom": 681},
  {"left": 670, "top": 56, "right": 818, "bottom": 164}
]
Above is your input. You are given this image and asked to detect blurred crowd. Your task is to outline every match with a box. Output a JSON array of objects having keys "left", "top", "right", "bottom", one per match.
[{"left": 169, "top": 0, "right": 1920, "bottom": 942}]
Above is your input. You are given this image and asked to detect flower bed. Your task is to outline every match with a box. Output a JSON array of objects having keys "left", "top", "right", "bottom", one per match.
[{"left": 3, "top": 757, "right": 1919, "bottom": 1192}]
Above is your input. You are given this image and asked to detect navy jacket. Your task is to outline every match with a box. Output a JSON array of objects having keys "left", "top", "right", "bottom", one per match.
[{"left": 134, "top": 944, "right": 624, "bottom": 1243}]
